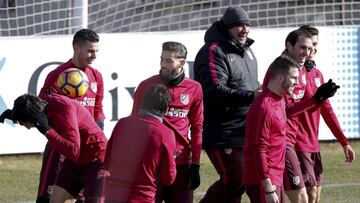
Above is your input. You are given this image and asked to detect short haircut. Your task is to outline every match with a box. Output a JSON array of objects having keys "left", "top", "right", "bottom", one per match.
[
  {"left": 12, "top": 94, "right": 47, "bottom": 123},
  {"left": 162, "top": 41, "right": 187, "bottom": 59},
  {"left": 143, "top": 84, "right": 171, "bottom": 115},
  {"left": 299, "top": 25, "right": 319, "bottom": 36},
  {"left": 73, "top": 29, "right": 99, "bottom": 46},
  {"left": 285, "top": 29, "right": 312, "bottom": 47},
  {"left": 269, "top": 54, "right": 298, "bottom": 80}
]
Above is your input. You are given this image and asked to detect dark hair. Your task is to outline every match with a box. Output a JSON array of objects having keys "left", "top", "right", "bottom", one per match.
[
  {"left": 143, "top": 84, "right": 171, "bottom": 115},
  {"left": 162, "top": 41, "right": 187, "bottom": 59},
  {"left": 12, "top": 94, "right": 47, "bottom": 123},
  {"left": 285, "top": 29, "right": 311, "bottom": 47},
  {"left": 269, "top": 54, "right": 298, "bottom": 80},
  {"left": 73, "top": 29, "right": 99, "bottom": 46},
  {"left": 299, "top": 25, "right": 319, "bottom": 36}
]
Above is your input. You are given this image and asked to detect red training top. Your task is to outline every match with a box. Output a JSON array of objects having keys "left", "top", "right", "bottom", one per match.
[
  {"left": 132, "top": 75, "right": 203, "bottom": 165},
  {"left": 243, "top": 88, "right": 287, "bottom": 186},
  {"left": 295, "top": 67, "right": 349, "bottom": 152},
  {"left": 104, "top": 114, "right": 176, "bottom": 203},
  {"left": 43, "top": 93, "right": 107, "bottom": 165},
  {"left": 39, "top": 59, "right": 105, "bottom": 121}
]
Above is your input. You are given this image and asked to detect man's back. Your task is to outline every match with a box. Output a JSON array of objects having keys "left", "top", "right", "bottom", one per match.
[
  {"left": 105, "top": 114, "right": 176, "bottom": 202},
  {"left": 43, "top": 93, "right": 107, "bottom": 165}
]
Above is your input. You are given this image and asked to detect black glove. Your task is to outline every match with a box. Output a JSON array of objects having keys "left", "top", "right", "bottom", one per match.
[
  {"left": 95, "top": 119, "right": 104, "bottom": 130},
  {"left": 190, "top": 163, "right": 200, "bottom": 190},
  {"left": 313, "top": 79, "right": 340, "bottom": 103},
  {"left": 304, "top": 60, "right": 316, "bottom": 72},
  {"left": 0, "top": 109, "right": 14, "bottom": 123},
  {"left": 29, "top": 106, "right": 50, "bottom": 134}
]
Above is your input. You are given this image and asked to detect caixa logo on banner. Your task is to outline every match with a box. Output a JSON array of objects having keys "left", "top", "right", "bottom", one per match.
[{"left": 0, "top": 57, "right": 15, "bottom": 126}]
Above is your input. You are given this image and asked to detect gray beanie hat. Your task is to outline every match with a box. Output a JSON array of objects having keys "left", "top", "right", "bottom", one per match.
[{"left": 222, "top": 6, "right": 251, "bottom": 29}]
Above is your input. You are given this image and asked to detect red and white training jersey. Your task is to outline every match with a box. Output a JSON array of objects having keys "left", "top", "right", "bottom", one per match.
[
  {"left": 104, "top": 115, "right": 176, "bottom": 203},
  {"left": 39, "top": 59, "right": 105, "bottom": 121},
  {"left": 295, "top": 67, "right": 349, "bottom": 152},
  {"left": 43, "top": 93, "right": 107, "bottom": 165},
  {"left": 132, "top": 75, "right": 203, "bottom": 165},
  {"left": 243, "top": 88, "right": 287, "bottom": 186}
]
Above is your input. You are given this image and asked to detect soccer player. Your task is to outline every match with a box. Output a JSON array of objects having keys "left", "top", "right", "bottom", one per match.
[
  {"left": 37, "top": 28, "right": 105, "bottom": 203},
  {"left": 243, "top": 54, "right": 339, "bottom": 203},
  {"left": 0, "top": 93, "right": 107, "bottom": 202},
  {"left": 132, "top": 41, "right": 203, "bottom": 203},
  {"left": 105, "top": 84, "right": 176, "bottom": 203},
  {"left": 244, "top": 55, "right": 300, "bottom": 203},
  {"left": 193, "top": 6, "right": 260, "bottom": 202},
  {"left": 296, "top": 25, "right": 356, "bottom": 203},
  {"left": 262, "top": 28, "right": 313, "bottom": 203}
]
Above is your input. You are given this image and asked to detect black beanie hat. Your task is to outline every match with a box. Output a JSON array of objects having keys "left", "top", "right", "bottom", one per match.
[{"left": 222, "top": 6, "right": 251, "bottom": 29}]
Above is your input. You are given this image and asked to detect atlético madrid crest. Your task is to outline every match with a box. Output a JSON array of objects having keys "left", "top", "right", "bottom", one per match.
[
  {"left": 292, "top": 176, "right": 300, "bottom": 186},
  {"left": 90, "top": 82, "right": 97, "bottom": 93},
  {"left": 180, "top": 94, "right": 189, "bottom": 105}
]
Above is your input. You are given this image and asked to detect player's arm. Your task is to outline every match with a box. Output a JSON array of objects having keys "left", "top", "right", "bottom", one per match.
[
  {"left": 194, "top": 45, "right": 254, "bottom": 106},
  {"left": 256, "top": 110, "right": 279, "bottom": 203},
  {"left": 188, "top": 84, "right": 203, "bottom": 190},
  {"left": 160, "top": 130, "right": 177, "bottom": 185},
  {"left": 287, "top": 79, "right": 340, "bottom": 117},
  {"left": 93, "top": 70, "right": 105, "bottom": 123},
  {"left": 131, "top": 81, "right": 145, "bottom": 115},
  {"left": 261, "top": 178, "right": 279, "bottom": 203},
  {"left": 251, "top": 106, "right": 273, "bottom": 183},
  {"left": 189, "top": 84, "right": 203, "bottom": 165},
  {"left": 30, "top": 104, "right": 81, "bottom": 161},
  {"left": 320, "top": 100, "right": 355, "bottom": 162}
]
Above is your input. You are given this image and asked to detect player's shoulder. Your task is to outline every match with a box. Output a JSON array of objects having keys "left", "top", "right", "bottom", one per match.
[
  {"left": 139, "top": 75, "right": 161, "bottom": 86},
  {"left": 45, "top": 93, "right": 74, "bottom": 108},
  {"left": 183, "top": 77, "right": 202, "bottom": 88}
]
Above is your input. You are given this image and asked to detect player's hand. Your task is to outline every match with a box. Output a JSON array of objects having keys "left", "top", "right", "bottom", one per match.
[
  {"left": 313, "top": 79, "right": 340, "bottom": 103},
  {"left": 265, "top": 192, "right": 279, "bottom": 203},
  {"left": 190, "top": 163, "right": 200, "bottom": 190},
  {"left": 0, "top": 109, "right": 14, "bottom": 123},
  {"left": 29, "top": 106, "right": 50, "bottom": 134},
  {"left": 96, "top": 119, "right": 104, "bottom": 130},
  {"left": 343, "top": 144, "right": 355, "bottom": 163}
]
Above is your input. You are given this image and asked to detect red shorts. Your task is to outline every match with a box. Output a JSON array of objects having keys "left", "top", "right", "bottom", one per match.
[
  {"left": 245, "top": 184, "right": 285, "bottom": 203},
  {"left": 155, "top": 164, "right": 193, "bottom": 203},
  {"left": 283, "top": 145, "right": 305, "bottom": 190},
  {"left": 296, "top": 151, "right": 324, "bottom": 187},
  {"left": 55, "top": 159, "right": 107, "bottom": 202},
  {"left": 37, "top": 143, "right": 64, "bottom": 199}
]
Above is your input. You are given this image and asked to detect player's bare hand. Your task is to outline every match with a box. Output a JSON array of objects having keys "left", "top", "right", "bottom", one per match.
[
  {"left": 265, "top": 192, "right": 279, "bottom": 203},
  {"left": 343, "top": 144, "right": 355, "bottom": 163}
]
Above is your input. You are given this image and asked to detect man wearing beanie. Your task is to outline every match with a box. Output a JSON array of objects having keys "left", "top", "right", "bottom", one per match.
[{"left": 194, "top": 5, "right": 261, "bottom": 203}]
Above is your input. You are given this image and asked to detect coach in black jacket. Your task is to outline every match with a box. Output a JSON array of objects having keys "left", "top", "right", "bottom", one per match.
[{"left": 194, "top": 6, "right": 260, "bottom": 203}]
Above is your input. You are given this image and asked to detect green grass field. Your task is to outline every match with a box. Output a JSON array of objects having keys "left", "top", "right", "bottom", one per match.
[{"left": 0, "top": 141, "right": 359, "bottom": 203}]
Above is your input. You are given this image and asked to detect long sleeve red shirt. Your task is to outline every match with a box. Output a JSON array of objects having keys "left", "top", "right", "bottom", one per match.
[
  {"left": 132, "top": 75, "right": 203, "bottom": 165},
  {"left": 243, "top": 88, "right": 287, "bottom": 186},
  {"left": 295, "top": 67, "right": 349, "bottom": 152},
  {"left": 39, "top": 59, "right": 105, "bottom": 121},
  {"left": 43, "top": 94, "right": 107, "bottom": 165},
  {"left": 104, "top": 114, "right": 176, "bottom": 203},
  {"left": 263, "top": 67, "right": 309, "bottom": 146}
]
